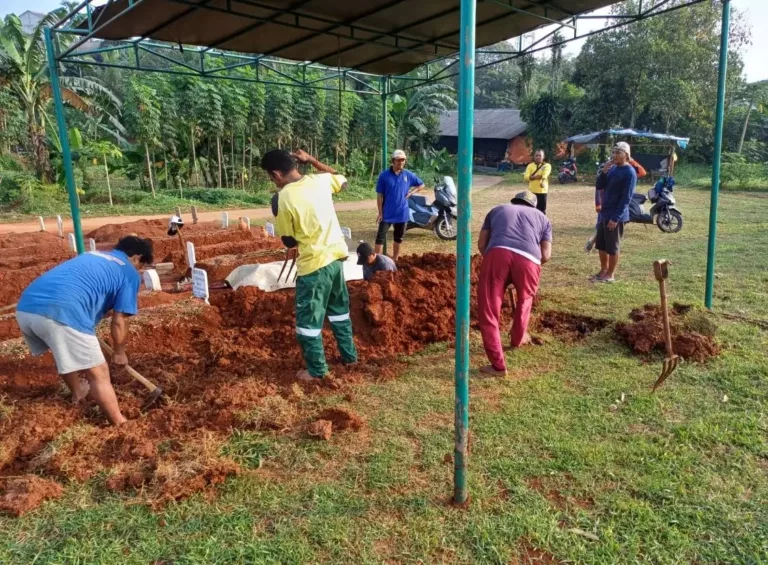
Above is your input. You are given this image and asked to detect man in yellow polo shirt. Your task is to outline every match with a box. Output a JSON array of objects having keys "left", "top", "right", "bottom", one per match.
[
  {"left": 523, "top": 149, "right": 552, "bottom": 214},
  {"left": 261, "top": 149, "right": 357, "bottom": 381}
]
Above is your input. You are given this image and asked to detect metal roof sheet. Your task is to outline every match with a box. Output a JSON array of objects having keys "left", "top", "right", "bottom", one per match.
[
  {"left": 440, "top": 109, "right": 527, "bottom": 139},
  {"left": 78, "top": 0, "right": 621, "bottom": 75}
]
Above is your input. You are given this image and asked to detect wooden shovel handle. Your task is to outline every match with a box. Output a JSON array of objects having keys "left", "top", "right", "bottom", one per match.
[
  {"left": 98, "top": 338, "right": 158, "bottom": 393},
  {"left": 658, "top": 278, "right": 674, "bottom": 356}
]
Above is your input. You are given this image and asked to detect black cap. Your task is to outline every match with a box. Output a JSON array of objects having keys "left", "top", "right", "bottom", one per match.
[{"left": 356, "top": 242, "right": 374, "bottom": 265}]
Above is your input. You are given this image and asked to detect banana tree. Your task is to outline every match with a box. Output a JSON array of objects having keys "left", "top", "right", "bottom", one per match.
[
  {"left": 85, "top": 140, "right": 123, "bottom": 206},
  {"left": 0, "top": 12, "right": 121, "bottom": 181},
  {"left": 389, "top": 83, "right": 456, "bottom": 152}
]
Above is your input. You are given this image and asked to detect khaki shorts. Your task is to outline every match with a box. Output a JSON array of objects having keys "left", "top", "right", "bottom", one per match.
[{"left": 15, "top": 311, "right": 105, "bottom": 374}]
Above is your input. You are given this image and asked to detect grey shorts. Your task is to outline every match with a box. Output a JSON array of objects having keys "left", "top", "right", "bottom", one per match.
[{"left": 15, "top": 311, "right": 105, "bottom": 374}]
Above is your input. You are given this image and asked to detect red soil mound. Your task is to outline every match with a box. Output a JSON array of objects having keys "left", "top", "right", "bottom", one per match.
[
  {"left": 0, "top": 475, "right": 63, "bottom": 517},
  {"left": 616, "top": 304, "right": 720, "bottom": 362}
]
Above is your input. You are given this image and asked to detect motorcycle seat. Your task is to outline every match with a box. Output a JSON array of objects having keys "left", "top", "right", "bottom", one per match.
[{"left": 632, "top": 193, "right": 648, "bottom": 204}]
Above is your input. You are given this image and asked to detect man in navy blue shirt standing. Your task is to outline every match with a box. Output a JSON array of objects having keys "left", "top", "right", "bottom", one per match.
[
  {"left": 593, "top": 142, "right": 636, "bottom": 283},
  {"left": 375, "top": 149, "right": 425, "bottom": 262},
  {"left": 16, "top": 236, "right": 153, "bottom": 425}
]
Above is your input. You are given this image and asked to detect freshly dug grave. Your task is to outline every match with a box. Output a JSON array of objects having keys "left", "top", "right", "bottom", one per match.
[
  {"left": 86, "top": 218, "right": 228, "bottom": 242},
  {"left": 0, "top": 253, "right": 470, "bottom": 514},
  {"left": 168, "top": 234, "right": 282, "bottom": 273},
  {"left": 0, "top": 263, "right": 62, "bottom": 307},
  {"left": 196, "top": 249, "right": 286, "bottom": 281},
  {"left": 0, "top": 232, "right": 64, "bottom": 249},
  {"left": 530, "top": 311, "right": 609, "bottom": 342},
  {"left": 616, "top": 303, "right": 720, "bottom": 362}
]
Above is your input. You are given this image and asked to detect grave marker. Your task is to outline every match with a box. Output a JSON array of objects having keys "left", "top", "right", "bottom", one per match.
[
  {"left": 265, "top": 222, "right": 275, "bottom": 237},
  {"left": 192, "top": 268, "right": 209, "bottom": 304},
  {"left": 221, "top": 212, "right": 229, "bottom": 228},
  {"left": 89, "top": 238, "right": 96, "bottom": 252},
  {"left": 56, "top": 215, "right": 63, "bottom": 238},
  {"left": 341, "top": 227, "right": 352, "bottom": 239},
  {"left": 143, "top": 269, "right": 162, "bottom": 291},
  {"left": 38, "top": 216, "right": 45, "bottom": 232},
  {"left": 67, "top": 233, "right": 76, "bottom": 252},
  {"left": 186, "top": 241, "right": 196, "bottom": 269},
  {"left": 241, "top": 216, "right": 251, "bottom": 230},
  {"left": 175, "top": 206, "right": 182, "bottom": 219},
  {"left": 191, "top": 206, "right": 199, "bottom": 224}
]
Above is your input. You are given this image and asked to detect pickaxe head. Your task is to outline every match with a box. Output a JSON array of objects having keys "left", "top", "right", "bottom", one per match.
[{"left": 140, "top": 387, "right": 164, "bottom": 411}]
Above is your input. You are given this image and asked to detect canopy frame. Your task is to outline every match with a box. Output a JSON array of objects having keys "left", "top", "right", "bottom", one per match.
[{"left": 44, "top": 0, "right": 731, "bottom": 506}]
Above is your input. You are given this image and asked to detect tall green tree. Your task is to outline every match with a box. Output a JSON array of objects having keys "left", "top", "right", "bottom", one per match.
[{"left": 124, "top": 78, "right": 161, "bottom": 196}]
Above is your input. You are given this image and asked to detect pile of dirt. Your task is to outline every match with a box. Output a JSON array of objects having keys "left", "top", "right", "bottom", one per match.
[
  {"left": 0, "top": 232, "right": 64, "bottom": 249},
  {"left": 0, "top": 475, "right": 63, "bottom": 517},
  {"left": 0, "top": 263, "right": 60, "bottom": 307},
  {"left": 0, "top": 317, "right": 21, "bottom": 341},
  {"left": 168, "top": 235, "right": 282, "bottom": 273},
  {"left": 616, "top": 303, "right": 720, "bottom": 362},
  {"left": 86, "top": 219, "right": 223, "bottom": 242},
  {"left": 137, "top": 290, "right": 191, "bottom": 309}
]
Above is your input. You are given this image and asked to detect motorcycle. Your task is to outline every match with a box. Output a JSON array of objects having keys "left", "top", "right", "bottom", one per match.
[
  {"left": 629, "top": 176, "right": 683, "bottom": 233},
  {"left": 557, "top": 157, "right": 579, "bottom": 184},
  {"left": 406, "top": 176, "right": 458, "bottom": 241}
]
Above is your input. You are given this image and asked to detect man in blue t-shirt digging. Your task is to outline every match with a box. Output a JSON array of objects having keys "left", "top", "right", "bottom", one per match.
[
  {"left": 15, "top": 236, "right": 154, "bottom": 425},
  {"left": 375, "top": 149, "right": 425, "bottom": 262}
]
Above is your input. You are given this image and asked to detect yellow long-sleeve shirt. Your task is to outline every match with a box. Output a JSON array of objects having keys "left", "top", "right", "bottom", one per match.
[{"left": 523, "top": 162, "right": 552, "bottom": 194}]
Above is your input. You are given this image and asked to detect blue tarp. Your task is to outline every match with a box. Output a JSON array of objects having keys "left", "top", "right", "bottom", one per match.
[{"left": 564, "top": 128, "right": 690, "bottom": 149}]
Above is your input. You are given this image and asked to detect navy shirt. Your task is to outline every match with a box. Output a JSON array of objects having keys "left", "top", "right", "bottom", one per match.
[
  {"left": 376, "top": 168, "right": 424, "bottom": 224},
  {"left": 600, "top": 164, "right": 636, "bottom": 223},
  {"left": 17, "top": 250, "right": 141, "bottom": 335}
]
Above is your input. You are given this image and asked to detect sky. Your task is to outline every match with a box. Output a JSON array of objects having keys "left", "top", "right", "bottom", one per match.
[{"left": 1, "top": 0, "right": 766, "bottom": 82}]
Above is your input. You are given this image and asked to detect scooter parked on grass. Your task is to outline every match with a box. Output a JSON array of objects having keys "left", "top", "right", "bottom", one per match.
[
  {"left": 629, "top": 176, "right": 683, "bottom": 233},
  {"left": 406, "top": 176, "right": 459, "bottom": 241},
  {"left": 557, "top": 157, "right": 579, "bottom": 184}
]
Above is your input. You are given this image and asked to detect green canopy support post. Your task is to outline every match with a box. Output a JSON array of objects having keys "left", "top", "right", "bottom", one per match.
[
  {"left": 453, "top": 0, "right": 476, "bottom": 506},
  {"left": 705, "top": 0, "right": 731, "bottom": 309},
  {"left": 381, "top": 76, "right": 388, "bottom": 256},
  {"left": 45, "top": 27, "right": 85, "bottom": 254}
]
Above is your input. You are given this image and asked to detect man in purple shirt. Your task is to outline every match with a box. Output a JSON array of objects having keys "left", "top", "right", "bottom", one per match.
[{"left": 477, "top": 191, "right": 552, "bottom": 376}]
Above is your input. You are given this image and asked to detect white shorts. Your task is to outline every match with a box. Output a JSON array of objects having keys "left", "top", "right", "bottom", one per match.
[{"left": 15, "top": 311, "right": 105, "bottom": 374}]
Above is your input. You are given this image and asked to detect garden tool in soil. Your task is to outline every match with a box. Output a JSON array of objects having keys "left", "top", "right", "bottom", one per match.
[
  {"left": 168, "top": 215, "right": 191, "bottom": 279},
  {"left": 0, "top": 303, "right": 17, "bottom": 315},
  {"left": 651, "top": 259, "right": 679, "bottom": 392},
  {"left": 98, "top": 338, "right": 164, "bottom": 410},
  {"left": 278, "top": 248, "right": 298, "bottom": 284}
]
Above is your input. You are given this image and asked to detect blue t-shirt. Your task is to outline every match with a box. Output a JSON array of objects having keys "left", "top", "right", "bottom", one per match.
[
  {"left": 600, "top": 164, "right": 636, "bottom": 223},
  {"left": 17, "top": 250, "right": 141, "bottom": 335},
  {"left": 376, "top": 168, "right": 424, "bottom": 224}
]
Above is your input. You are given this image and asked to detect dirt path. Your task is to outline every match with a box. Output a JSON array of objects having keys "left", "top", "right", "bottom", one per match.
[{"left": 0, "top": 176, "right": 503, "bottom": 235}]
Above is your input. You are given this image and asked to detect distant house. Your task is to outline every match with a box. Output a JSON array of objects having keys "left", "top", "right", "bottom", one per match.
[
  {"left": 437, "top": 109, "right": 532, "bottom": 168},
  {"left": 19, "top": 11, "right": 45, "bottom": 34}
]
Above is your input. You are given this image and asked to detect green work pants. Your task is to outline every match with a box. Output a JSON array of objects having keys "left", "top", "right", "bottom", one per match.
[{"left": 295, "top": 260, "right": 358, "bottom": 377}]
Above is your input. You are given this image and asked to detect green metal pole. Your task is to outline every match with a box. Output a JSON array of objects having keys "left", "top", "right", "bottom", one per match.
[
  {"left": 454, "top": 0, "right": 475, "bottom": 505},
  {"left": 705, "top": 0, "right": 731, "bottom": 309},
  {"left": 45, "top": 27, "right": 85, "bottom": 254},
  {"left": 381, "top": 76, "right": 388, "bottom": 256}
]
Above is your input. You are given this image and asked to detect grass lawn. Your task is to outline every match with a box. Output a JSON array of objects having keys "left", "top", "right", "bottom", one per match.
[{"left": 1, "top": 183, "right": 767, "bottom": 564}]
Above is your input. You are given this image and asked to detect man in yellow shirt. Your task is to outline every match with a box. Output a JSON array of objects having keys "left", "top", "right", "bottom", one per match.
[
  {"left": 523, "top": 149, "right": 552, "bottom": 214},
  {"left": 261, "top": 149, "right": 357, "bottom": 381}
]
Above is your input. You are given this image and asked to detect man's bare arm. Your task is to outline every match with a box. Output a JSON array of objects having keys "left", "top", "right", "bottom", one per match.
[
  {"left": 540, "top": 241, "right": 552, "bottom": 264},
  {"left": 293, "top": 149, "right": 336, "bottom": 174},
  {"left": 377, "top": 194, "right": 384, "bottom": 223},
  {"left": 478, "top": 229, "right": 490, "bottom": 256},
  {"left": 110, "top": 312, "right": 130, "bottom": 365}
]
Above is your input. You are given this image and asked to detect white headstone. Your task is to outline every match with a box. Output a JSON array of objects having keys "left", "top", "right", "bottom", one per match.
[
  {"left": 38, "top": 216, "right": 45, "bottom": 232},
  {"left": 89, "top": 238, "right": 96, "bottom": 252},
  {"left": 142, "top": 269, "right": 162, "bottom": 291},
  {"left": 175, "top": 206, "right": 182, "bottom": 219},
  {"left": 221, "top": 212, "right": 229, "bottom": 228},
  {"left": 341, "top": 227, "right": 352, "bottom": 239},
  {"left": 265, "top": 222, "right": 275, "bottom": 237},
  {"left": 191, "top": 206, "right": 198, "bottom": 224},
  {"left": 192, "top": 268, "right": 209, "bottom": 303},
  {"left": 241, "top": 216, "right": 251, "bottom": 230},
  {"left": 67, "top": 233, "right": 76, "bottom": 252},
  {"left": 186, "top": 241, "right": 196, "bottom": 269},
  {"left": 56, "top": 215, "right": 63, "bottom": 238}
]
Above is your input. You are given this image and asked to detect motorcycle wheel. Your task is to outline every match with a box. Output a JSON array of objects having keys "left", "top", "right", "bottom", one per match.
[
  {"left": 434, "top": 216, "right": 458, "bottom": 241},
  {"left": 657, "top": 209, "right": 683, "bottom": 233}
]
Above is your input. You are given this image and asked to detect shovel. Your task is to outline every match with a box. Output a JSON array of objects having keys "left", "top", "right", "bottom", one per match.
[
  {"left": 651, "top": 259, "right": 679, "bottom": 392},
  {"left": 98, "top": 338, "right": 164, "bottom": 410}
]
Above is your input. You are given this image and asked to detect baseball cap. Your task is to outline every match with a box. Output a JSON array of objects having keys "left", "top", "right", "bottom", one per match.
[
  {"left": 167, "top": 214, "right": 184, "bottom": 236},
  {"left": 613, "top": 141, "right": 631, "bottom": 158},
  {"left": 391, "top": 149, "right": 407, "bottom": 160},
  {"left": 356, "top": 242, "right": 374, "bottom": 265},
  {"left": 511, "top": 190, "right": 537, "bottom": 208}
]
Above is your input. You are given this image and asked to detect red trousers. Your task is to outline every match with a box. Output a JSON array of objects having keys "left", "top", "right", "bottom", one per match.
[{"left": 477, "top": 248, "right": 541, "bottom": 371}]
